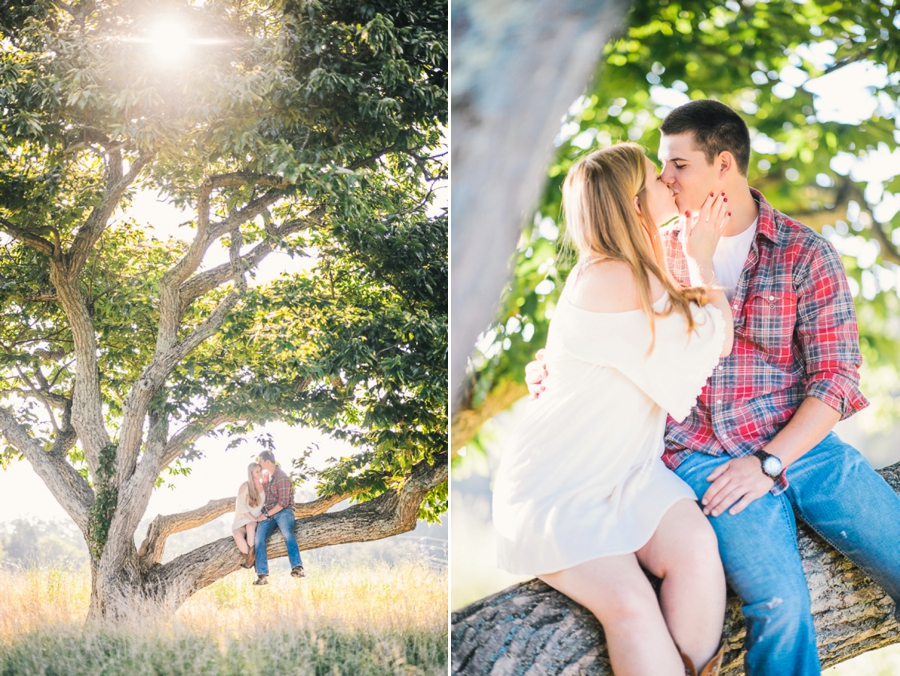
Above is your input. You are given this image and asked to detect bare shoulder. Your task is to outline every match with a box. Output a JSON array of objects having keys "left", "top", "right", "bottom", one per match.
[{"left": 567, "top": 259, "right": 665, "bottom": 312}]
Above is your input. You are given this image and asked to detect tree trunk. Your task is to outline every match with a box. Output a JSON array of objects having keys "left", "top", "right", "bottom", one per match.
[
  {"left": 450, "top": 0, "right": 630, "bottom": 407},
  {"left": 451, "top": 461, "right": 900, "bottom": 675}
]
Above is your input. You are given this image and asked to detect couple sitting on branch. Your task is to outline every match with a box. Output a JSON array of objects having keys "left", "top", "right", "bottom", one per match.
[
  {"left": 231, "top": 450, "right": 305, "bottom": 586},
  {"left": 493, "top": 99, "right": 900, "bottom": 676}
]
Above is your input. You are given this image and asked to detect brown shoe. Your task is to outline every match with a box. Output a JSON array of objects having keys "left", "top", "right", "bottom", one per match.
[
  {"left": 244, "top": 547, "right": 255, "bottom": 569},
  {"left": 679, "top": 641, "right": 724, "bottom": 676},
  {"left": 252, "top": 574, "right": 268, "bottom": 586},
  {"left": 291, "top": 565, "right": 305, "bottom": 578}
]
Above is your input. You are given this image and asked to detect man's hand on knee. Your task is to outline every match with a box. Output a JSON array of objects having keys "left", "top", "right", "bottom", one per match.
[{"left": 702, "top": 456, "right": 774, "bottom": 517}]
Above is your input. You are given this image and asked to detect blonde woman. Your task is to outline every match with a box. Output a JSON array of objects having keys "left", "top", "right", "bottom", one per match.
[
  {"left": 493, "top": 143, "right": 734, "bottom": 676},
  {"left": 232, "top": 462, "right": 265, "bottom": 569}
]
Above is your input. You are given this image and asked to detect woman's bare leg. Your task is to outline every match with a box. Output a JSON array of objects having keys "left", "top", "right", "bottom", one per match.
[
  {"left": 245, "top": 521, "right": 256, "bottom": 548},
  {"left": 232, "top": 526, "right": 249, "bottom": 555},
  {"left": 636, "top": 498, "right": 726, "bottom": 668},
  {"left": 539, "top": 553, "right": 684, "bottom": 676}
]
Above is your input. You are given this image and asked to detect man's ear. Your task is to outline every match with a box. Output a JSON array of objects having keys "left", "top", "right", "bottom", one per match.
[{"left": 717, "top": 151, "right": 734, "bottom": 178}]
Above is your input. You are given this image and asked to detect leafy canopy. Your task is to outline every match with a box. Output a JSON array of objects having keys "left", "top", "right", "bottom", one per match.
[{"left": 0, "top": 0, "right": 447, "bottom": 518}]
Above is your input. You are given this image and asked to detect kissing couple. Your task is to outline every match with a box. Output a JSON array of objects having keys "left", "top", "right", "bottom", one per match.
[{"left": 493, "top": 99, "right": 900, "bottom": 675}]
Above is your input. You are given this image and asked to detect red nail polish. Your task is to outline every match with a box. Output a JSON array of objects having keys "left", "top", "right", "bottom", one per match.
[
  {"left": 721, "top": 192, "right": 725, "bottom": 196},
  {"left": 724, "top": 197, "right": 728, "bottom": 202},
  {"left": 709, "top": 192, "right": 714, "bottom": 197},
  {"left": 685, "top": 211, "right": 691, "bottom": 217},
  {"left": 727, "top": 212, "right": 731, "bottom": 216}
]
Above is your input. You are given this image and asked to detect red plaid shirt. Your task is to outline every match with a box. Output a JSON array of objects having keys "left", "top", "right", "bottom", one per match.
[
  {"left": 264, "top": 466, "right": 295, "bottom": 512},
  {"left": 661, "top": 188, "right": 868, "bottom": 494}
]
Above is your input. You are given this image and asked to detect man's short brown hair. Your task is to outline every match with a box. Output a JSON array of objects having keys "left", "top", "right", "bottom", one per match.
[
  {"left": 258, "top": 450, "right": 276, "bottom": 464},
  {"left": 660, "top": 99, "right": 751, "bottom": 176}
]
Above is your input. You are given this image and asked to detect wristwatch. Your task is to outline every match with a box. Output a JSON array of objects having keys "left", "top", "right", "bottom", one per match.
[{"left": 753, "top": 450, "right": 783, "bottom": 479}]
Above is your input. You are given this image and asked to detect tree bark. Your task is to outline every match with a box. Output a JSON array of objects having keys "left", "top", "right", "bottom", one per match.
[
  {"left": 450, "top": 0, "right": 629, "bottom": 407},
  {"left": 451, "top": 461, "right": 900, "bottom": 675}
]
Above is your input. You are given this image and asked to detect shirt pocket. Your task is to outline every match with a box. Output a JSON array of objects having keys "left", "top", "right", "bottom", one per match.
[{"left": 740, "top": 290, "right": 797, "bottom": 364}]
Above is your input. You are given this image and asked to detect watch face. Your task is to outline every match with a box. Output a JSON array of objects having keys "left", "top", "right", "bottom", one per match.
[{"left": 762, "top": 456, "right": 782, "bottom": 476}]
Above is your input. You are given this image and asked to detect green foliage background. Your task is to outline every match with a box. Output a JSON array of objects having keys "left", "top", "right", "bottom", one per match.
[{"left": 463, "top": 0, "right": 900, "bottom": 447}]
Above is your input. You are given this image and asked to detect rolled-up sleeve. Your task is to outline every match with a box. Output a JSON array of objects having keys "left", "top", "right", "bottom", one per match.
[{"left": 795, "top": 238, "right": 868, "bottom": 419}]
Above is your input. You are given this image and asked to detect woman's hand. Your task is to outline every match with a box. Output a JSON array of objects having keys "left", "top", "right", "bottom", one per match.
[
  {"left": 525, "top": 349, "right": 548, "bottom": 399},
  {"left": 682, "top": 191, "right": 729, "bottom": 267}
]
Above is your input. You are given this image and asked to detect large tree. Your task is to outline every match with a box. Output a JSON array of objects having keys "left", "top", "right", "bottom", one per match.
[{"left": 0, "top": 0, "right": 447, "bottom": 618}]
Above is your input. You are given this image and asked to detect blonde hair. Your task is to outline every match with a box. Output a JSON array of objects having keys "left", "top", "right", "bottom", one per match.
[
  {"left": 562, "top": 142, "right": 706, "bottom": 347},
  {"left": 246, "top": 462, "right": 262, "bottom": 508}
]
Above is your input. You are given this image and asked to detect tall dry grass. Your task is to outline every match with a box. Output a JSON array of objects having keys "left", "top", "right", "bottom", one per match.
[{"left": 0, "top": 560, "right": 447, "bottom": 675}]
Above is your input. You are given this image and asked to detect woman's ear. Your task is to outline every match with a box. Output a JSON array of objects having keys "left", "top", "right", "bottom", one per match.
[{"left": 633, "top": 194, "right": 643, "bottom": 216}]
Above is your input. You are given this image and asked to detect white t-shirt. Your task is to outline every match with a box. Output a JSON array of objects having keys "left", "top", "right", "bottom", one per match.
[{"left": 712, "top": 218, "right": 758, "bottom": 300}]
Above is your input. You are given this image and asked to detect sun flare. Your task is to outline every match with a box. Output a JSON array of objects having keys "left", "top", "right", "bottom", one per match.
[{"left": 147, "top": 17, "right": 192, "bottom": 65}]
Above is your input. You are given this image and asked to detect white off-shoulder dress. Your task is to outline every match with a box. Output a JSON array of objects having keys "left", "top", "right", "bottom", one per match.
[
  {"left": 493, "top": 276, "right": 725, "bottom": 576},
  {"left": 232, "top": 484, "right": 266, "bottom": 531}
]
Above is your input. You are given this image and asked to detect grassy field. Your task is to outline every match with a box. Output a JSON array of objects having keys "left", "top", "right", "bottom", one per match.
[{"left": 0, "top": 560, "right": 447, "bottom": 675}]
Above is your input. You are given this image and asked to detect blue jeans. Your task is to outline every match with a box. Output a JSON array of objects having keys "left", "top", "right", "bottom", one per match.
[
  {"left": 675, "top": 432, "right": 900, "bottom": 676},
  {"left": 254, "top": 509, "right": 303, "bottom": 575}
]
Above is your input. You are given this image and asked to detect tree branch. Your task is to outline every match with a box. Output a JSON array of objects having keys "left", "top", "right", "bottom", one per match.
[
  {"left": 206, "top": 187, "right": 287, "bottom": 242},
  {"left": 117, "top": 291, "right": 241, "bottom": 487},
  {"left": 178, "top": 209, "right": 325, "bottom": 310},
  {"left": 869, "top": 220, "right": 900, "bottom": 266},
  {"left": 0, "top": 215, "right": 56, "bottom": 256},
  {"left": 67, "top": 152, "right": 154, "bottom": 276},
  {"left": 48, "top": 266, "right": 110, "bottom": 474},
  {"left": 137, "top": 492, "right": 350, "bottom": 566},
  {"left": 822, "top": 48, "right": 876, "bottom": 76},
  {"left": 451, "top": 379, "right": 528, "bottom": 454},
  {"left": 0, "top": 406, "right": 93, "bottom": 533},
  {"left": 159, "top": 412, "right": 234, "bottom": 469}
]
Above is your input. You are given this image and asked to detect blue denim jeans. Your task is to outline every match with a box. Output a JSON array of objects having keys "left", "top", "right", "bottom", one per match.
[
  {"left": 254, "top": 509, "right": 303, "bottom": 575},
  {"left": 674, "top": 432, "right": 900, "bottom": 676}
]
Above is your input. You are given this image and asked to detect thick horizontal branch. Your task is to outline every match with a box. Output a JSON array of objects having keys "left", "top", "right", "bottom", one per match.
[
  {"left": 137, "top": 492, "right": 349, "bottom": 566},
  {"left": 147, "top": 451, "right": 448, "bottom": 605},
  {"left": 451, "top": 462, "right": 900, "bottom": 675}
]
